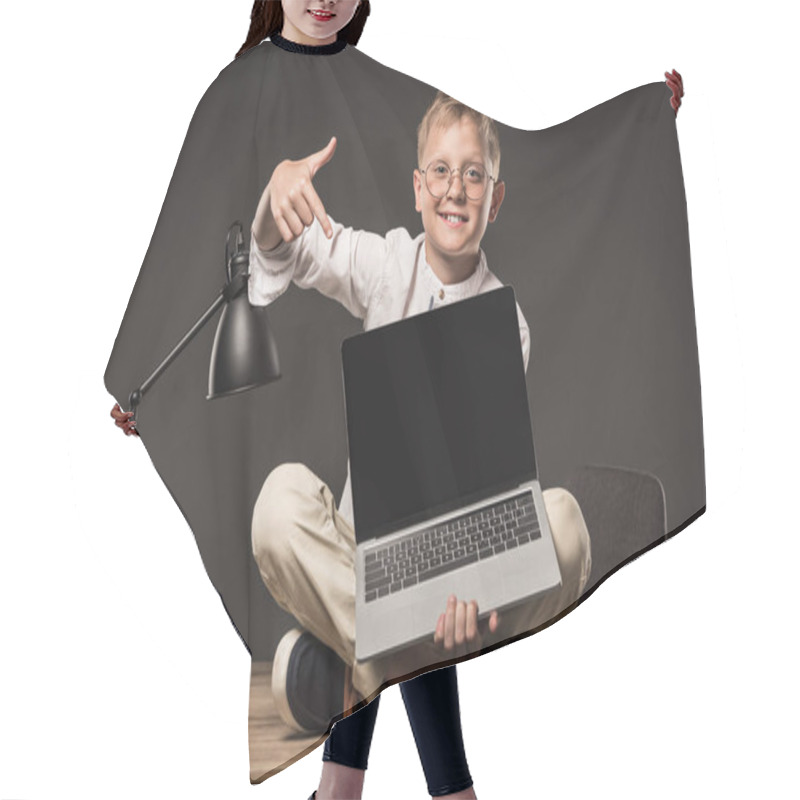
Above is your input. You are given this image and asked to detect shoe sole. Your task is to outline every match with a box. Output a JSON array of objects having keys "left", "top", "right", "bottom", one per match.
[{"left": 271, "top": 628, "right": 306, "bottom": 733}]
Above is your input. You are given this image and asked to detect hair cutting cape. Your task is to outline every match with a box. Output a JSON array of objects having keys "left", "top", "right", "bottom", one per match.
[{"left": 104, "top": 37, "right": 704, "bottom": 782}]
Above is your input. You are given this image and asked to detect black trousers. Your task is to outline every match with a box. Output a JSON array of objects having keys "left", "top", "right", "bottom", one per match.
[{"left": 323, "top": 665, "right": 473, "bottom": 797}]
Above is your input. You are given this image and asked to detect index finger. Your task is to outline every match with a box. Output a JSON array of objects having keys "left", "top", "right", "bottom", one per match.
[{"left": 301, "top": 181, "right": 333, "bottom": 239}]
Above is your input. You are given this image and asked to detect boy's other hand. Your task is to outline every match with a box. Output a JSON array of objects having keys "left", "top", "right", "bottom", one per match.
[
  {"left": 253, "top": 136, "right": 337, "bottom": 251},
  {"left": 665, "top": 69, "right": 684, "bottom": 115},
  {"left": 433, "top": 594, "right": 500, "bottom": 657}
]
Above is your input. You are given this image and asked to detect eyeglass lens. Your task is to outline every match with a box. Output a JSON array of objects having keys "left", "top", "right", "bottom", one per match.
[{"left": 424, "top": 160, "right": 490, "bottom": 200}]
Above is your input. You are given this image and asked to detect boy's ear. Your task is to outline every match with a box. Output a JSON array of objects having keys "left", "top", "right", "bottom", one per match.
[
  {"left": 413, "top": 169, "right": 423, "bottom": 213},
  {"left": 488, "top": 180, "right": 506, "bottom": 223}
]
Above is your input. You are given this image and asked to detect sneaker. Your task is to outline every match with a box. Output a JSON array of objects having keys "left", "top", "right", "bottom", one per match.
[{"left": 272, "top": 628, "right": 347, "bottom": 734}]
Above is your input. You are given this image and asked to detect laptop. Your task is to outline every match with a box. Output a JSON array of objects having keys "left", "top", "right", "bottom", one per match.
[{"left": 341, "top": 286, "right": 561, "bottom": 661}]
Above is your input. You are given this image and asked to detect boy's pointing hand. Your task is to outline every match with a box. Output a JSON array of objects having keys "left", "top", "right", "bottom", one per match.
[{"left": 252, "top": 136, "right": 338, "bottom": 251}]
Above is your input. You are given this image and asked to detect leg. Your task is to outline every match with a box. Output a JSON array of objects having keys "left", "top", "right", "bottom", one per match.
[
  {"left": 499, "top": 487, "right": 592, "bottom": 639},
  {"left": 252, "top": 468, "right": 590, "bottom": 717},
  {"left": 400, "top": 666, "right": 475, "bottom": 799},
  {"left": 253, "top": 463, "right": 364, "bottom": 732},
  {"left": 251, "top": 462, "right": 358, "bottom": 665},
  {"left": 316, "top": 695, "right": 382, "bottom": 800},
  {"left": 542, "top": 487, "right": 593, "bottom": 611}
]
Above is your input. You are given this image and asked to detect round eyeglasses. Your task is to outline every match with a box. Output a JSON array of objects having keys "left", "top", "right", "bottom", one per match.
[{"left": 420, "top": 160, "right": 496, "bottom": 201}]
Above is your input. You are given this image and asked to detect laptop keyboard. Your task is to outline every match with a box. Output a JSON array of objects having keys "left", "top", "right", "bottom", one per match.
[{"left": 364, "top": 491, "right": 541, "bottom": 602}]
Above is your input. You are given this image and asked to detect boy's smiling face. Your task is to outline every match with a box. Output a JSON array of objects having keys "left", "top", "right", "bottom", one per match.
[{"left": 414, "top": 117, "right": 505, "bottom": 283}]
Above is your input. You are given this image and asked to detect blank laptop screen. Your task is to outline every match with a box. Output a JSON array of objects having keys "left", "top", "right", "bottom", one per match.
[{"left": 342, "top": 287, "right": 537, "bottom": 544}]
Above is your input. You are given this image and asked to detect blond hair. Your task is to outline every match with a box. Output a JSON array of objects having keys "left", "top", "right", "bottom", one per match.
[{"left": 417, "top": 92, "right": 501, "bottom": 177}]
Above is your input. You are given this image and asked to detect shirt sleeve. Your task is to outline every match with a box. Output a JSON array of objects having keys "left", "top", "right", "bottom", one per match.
[{"left": 247, "top": 216, "right": 388, "bottom": 321}]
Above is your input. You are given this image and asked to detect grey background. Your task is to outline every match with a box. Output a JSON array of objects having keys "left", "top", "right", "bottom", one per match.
[{"left": 104, "top": 42, "right": 704, "bottom": 660}]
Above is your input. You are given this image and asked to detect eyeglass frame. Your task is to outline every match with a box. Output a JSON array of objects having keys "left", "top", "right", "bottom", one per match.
[{"left": 418, "top": 160, "right": 498, "bottom": 201}]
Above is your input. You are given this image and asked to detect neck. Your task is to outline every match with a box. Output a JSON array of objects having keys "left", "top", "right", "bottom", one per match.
[
  {"left": 281, "top": 21, "right": 337, "bottom": 47},
  {"left": 424, "top": 240, "right": 480, "bottom": 285}
]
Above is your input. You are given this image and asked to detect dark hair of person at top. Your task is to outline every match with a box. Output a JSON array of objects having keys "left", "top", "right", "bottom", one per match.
[{"left": 236, "top": 0, "right": 372, "bottom": 58}]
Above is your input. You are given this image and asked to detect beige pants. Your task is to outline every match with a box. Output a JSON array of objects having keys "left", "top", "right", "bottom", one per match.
[{"left": 252, "top": 463, "right": 592, "bottom": 699}]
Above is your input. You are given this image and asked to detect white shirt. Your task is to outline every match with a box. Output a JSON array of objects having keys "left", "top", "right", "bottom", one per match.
[{"left": 248, "top": 217, "right": 531, "bottom": 526}]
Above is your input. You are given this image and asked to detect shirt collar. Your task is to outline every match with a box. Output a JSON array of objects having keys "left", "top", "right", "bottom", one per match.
[{"left": 419, "top": 235, "right": 487, "bottom": 299}]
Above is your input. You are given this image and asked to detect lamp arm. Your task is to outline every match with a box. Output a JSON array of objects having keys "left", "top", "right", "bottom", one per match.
[
  {"left": 128, "top": 290, "right": 227, "bottom": 416},
  {"left": 127, "top": 220, "right": 252, "bottom": 418}
]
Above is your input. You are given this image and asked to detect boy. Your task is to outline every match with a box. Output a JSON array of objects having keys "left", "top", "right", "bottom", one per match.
[{"left": 248, "top": 92, "right": 591, "bottom": 732}]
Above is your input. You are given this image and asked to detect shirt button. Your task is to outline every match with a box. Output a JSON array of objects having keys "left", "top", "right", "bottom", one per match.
[{"left": 439, "top": 289, "right": 445, "bottom": 300}]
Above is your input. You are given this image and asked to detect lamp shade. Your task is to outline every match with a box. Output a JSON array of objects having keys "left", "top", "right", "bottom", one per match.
[{"left": 207, "top": 292, "right": 281, "bottom": 399}]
